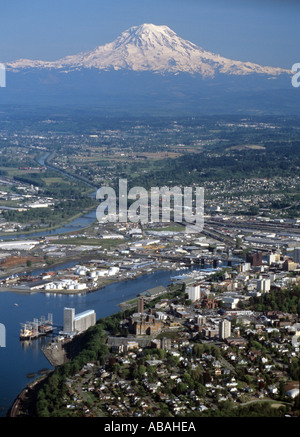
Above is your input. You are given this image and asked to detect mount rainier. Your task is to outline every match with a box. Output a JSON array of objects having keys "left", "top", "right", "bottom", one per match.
[
  {"left": 6, "top": 23, "right": 289, "bottom": 77},
  {"left": 2, "top": 23, "right": 297, "bottom": 114}
]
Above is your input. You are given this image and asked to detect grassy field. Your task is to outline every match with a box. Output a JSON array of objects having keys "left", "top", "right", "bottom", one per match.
[
  {"left": 0, "top": 167, "right": 41, "bottom": 178},
  {"left": 54, "top": 237, "right": 126, "bottom": 249},
  {"left": 42, "top": 177, "right": 69, "bottom": 185}
]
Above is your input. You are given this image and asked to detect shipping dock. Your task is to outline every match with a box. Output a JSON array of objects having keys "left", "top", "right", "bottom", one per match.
[{"left": 20, "top": 314, "right": 54, "bottom": 340}]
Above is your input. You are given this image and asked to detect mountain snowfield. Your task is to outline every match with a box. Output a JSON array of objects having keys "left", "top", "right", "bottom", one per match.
[{"left": 5, "top": 23, "right": 289, "bottom": 77}]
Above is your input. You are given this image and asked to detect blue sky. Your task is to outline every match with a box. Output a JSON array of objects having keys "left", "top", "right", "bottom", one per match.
[{"left": 0, "top": 0, "right": 298, "bottom": 68}]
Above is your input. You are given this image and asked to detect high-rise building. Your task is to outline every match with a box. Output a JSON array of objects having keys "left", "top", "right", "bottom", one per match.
[
  {"left": 219, "top": 319, "right": 231, "bottom": 340},
  {"left": 283, "top": 259, "right": 298, "bottom": 272},
  {"left": 196, "top": 315, "right": 206, "bottom": 326},
  {"left": 246, "top": 251, "right": 263, "bottom": 266},
  {"left": 186, "top": 283, "right": 201, "bottom": 302},
  {"left": 267, "top": 253, "right": 280, "bottom": 264},
  {"left": 257, "top": 278, "right": 271, "bottom": 293},
  {"left": 293, "top": 247, "right": 300, "bottom": 264},
  {"left": 240, "top": 262, "right": 251, "bottom": 272}
]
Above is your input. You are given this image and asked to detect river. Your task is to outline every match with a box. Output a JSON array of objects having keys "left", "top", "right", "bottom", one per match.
[
  {"left": 0, "top": 152, "right": 217, "bottom": 416},
  {"left": 0, "top": 265, "right": 206, "bottom": 416},
  {"left": 0, "top": 152, "right": 98, "bottom": 241},
  {"left": 0, "top": 152, "right": 99, "bottom": 415}
]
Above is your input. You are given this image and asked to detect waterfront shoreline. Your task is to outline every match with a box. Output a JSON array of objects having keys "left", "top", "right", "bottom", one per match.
[
  {"left": 7, "top": 374, "right": 49, "bottom": 418},
  {"left": 3, "top": 264, "right": 193, "bottom": 417},
  {"left": 0, "top": 266, "right": 173, "bottom": 295},
  {"left": 0, "top": 204, "right": 97, "bottom": 240},
  {"left": 5, "top": 270, "right": 176, "bottom": 417}
]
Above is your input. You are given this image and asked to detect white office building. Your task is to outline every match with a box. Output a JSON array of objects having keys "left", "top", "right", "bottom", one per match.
[
  {"left": 241, "top": 262, "right": 251, "bottom": 272},
  {"left": 186, "top": 283, "right": 201, "bottom": 302},
  {"left": 257, "top": 278, "right": 271, "bottom": 293}
]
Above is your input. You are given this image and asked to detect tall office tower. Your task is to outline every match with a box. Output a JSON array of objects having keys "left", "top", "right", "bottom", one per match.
[
  {"left": 246, "top": 251, "right": 263, "bottom": 266},
  {"left": 219, "top": 319, "right": 231, "bottom": 340},
  {"left": 186, "top": 283, "right": 201, "bottom": 302},
  {"left": 294, "top": 247, "right": 300, "bottom": 264}
]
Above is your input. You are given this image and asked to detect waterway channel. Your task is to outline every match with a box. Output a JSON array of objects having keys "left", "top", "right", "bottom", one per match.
[
  {"left": 0, "top": 152, "right": 98, "bottom": 241},
  {"left": 0, "top": 152, "right": 214, "bottom": 416},
  {"left": 0, "top": 265, "right": 206, "bottom": 416}
]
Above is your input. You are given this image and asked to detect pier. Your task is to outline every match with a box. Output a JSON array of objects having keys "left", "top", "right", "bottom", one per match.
[{"left": 19, "top": 314, "right": 57, "bottom": 340}]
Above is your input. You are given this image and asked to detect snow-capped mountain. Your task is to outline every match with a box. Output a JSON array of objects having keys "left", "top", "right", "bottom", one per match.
[
  {"left": 3, "top": 23, "right": 296, "bottom": 114},
  {"left": 5, "top": 23, "right": 289, "bottom": 77}
]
